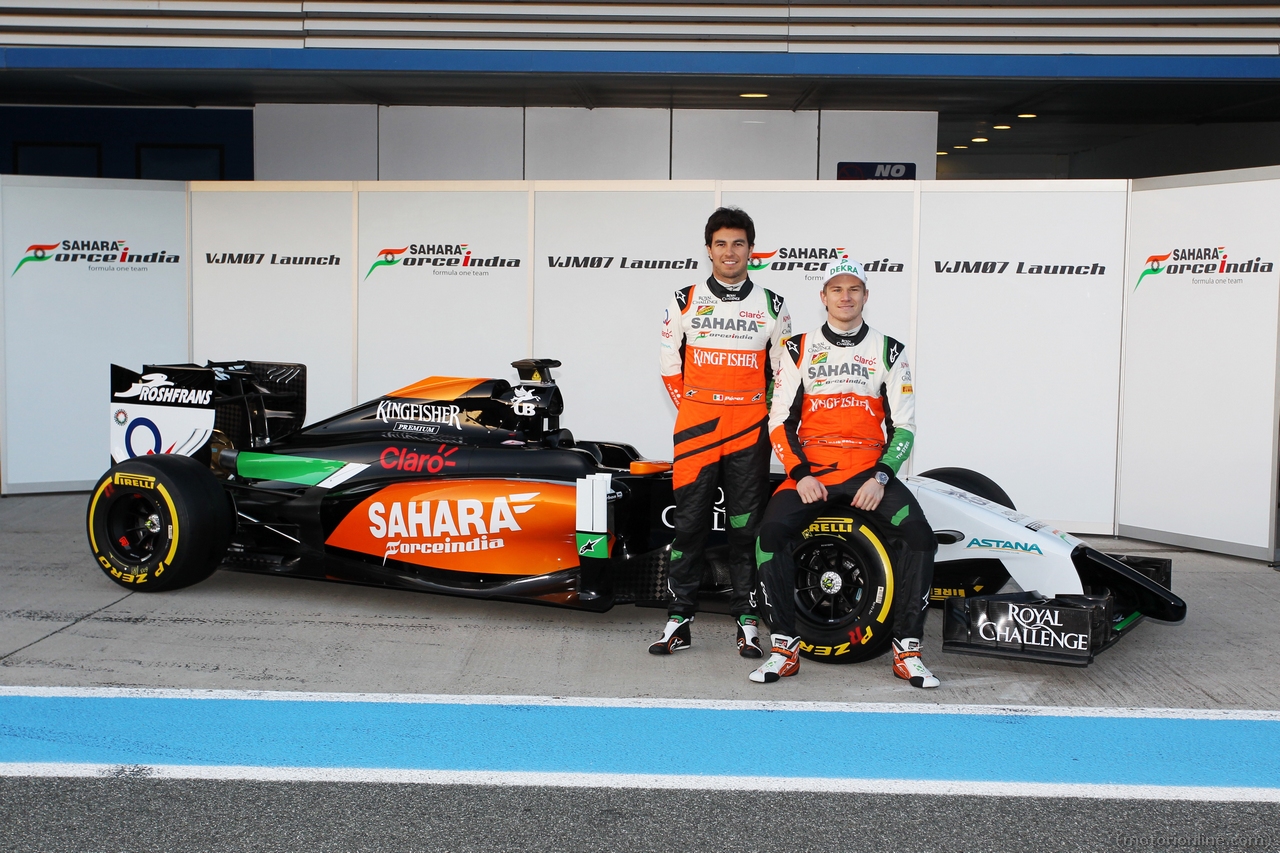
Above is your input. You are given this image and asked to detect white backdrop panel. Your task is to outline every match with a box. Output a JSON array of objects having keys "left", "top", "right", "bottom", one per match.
[
  {"left": 720, "top": 186, "right": 915, "bottom": 342},
  {"left": 357, "top": 189, "right": 530, "bottom": 399},
  {"left": 0, "top": 176, "right": 189, "bottom": 492},
  {"left": 914, "top": 183, "right": 1128, "bottom": 531},
  {"left": 532, "top": 188, "right": 716, "bottom": 459},
  {"left": 191, "top": 187, "right": 355, "bottom": 423},
  {"left": 1120, "top": 178, "right": 1280, "bottom": 557}
]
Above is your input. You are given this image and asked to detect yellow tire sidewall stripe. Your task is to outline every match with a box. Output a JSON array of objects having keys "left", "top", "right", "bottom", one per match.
[
  {"left": 859, "top": 524, "right": 895, "bottom": 624},
  {"left": 156, "top": 483, "right": 180, "bottom": 567}
]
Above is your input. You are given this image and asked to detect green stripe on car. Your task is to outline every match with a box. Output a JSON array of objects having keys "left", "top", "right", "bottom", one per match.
[{"left": 234, "top": 452, "right": 347, "bottom": 486}]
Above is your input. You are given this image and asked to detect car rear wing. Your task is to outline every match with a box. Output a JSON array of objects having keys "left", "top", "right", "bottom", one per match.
[{"left": 110, "top": 361, "right": 306, "bottom": 464}]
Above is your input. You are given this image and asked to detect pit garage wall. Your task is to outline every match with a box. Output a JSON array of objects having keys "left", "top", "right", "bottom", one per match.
[
  {"left": 7, "top": 174, "right": 1271, "bottom": 558},
  {"left": 0, "top": 175, "right": 188, "bottom": 494},
  {"left": 1118, "top": 168, "right": 1280, "bottom": 561}
]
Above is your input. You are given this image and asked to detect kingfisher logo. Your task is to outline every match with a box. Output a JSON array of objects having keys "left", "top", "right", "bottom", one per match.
[
  {"left": 12, "top": 239, "right": 178, "bottom": 275},
  {"left": 1135, "top": 246, "right": 1274, "bottom": 290},
  {"left": 365, "top": 242, "right": 521, "bottom": 279}
]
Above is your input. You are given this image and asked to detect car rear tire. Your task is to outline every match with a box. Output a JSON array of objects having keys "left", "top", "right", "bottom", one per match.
[
  {"left": 793, "top": 511, "right": 896, "bottom": 664},
  {"left": 918, "top": 467, "right": 1015, "bottom": 510},
  {"left": 87, "top": 455, "right": 232, "bottom": 592}
]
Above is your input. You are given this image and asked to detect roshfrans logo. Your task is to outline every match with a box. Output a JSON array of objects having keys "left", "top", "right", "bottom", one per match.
[
  {"left": 1135, "top": 246, "right": 1274, "bottom": 290},
  {"left": 366, "top": 243, "right": 520, "bottom": 279},
  {"left": 12, "top": 240, "right": 179, "bottom": 275}
]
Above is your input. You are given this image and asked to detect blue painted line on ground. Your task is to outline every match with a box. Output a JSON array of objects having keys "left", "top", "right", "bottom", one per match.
[
  {"left": 1, "top": 695, "right": 1277, "bottom": 788},
  {"left": 3, "top": 46, "right": 1280, "bottom": 79}
]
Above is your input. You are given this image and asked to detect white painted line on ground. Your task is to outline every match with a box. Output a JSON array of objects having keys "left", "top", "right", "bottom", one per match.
[
  {"left": 2, "top": 762, "right": 1278, "bottom": 802},
  {"left": 2, "top": 685, "right": 1278, "bottom": 721}
]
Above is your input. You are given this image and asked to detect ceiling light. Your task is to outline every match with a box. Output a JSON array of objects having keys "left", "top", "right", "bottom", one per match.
[
  {"left": 936, "top": 151, "right": 947, "bottom": 155},
  {"left": 1017, "top": 113, "right": 1037, "bottom": 118},
  {"left": 953, "top": 145, "right": 968, "bottom": 149},
  {"left": 993, "top": 125, "right": 1011, "bottom": 130},
  {"left": 971, "top": 137, "right": 989, "bottom": 143},
  {"left": 739, "top": 93, "right": 768, "bottom": 98}
]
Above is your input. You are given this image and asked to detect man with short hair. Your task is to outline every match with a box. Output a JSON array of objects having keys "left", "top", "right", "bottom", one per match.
[
  {"left": 750, "top": 259, "right": 939, "bottom": 688},
  {"left": 651, "top": 207, "right": 791, "bottom": 658}
]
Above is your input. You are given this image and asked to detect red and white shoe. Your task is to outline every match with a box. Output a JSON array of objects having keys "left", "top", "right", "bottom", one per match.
[
  {"left": 648, "top": 615, "right": 692, "bottom": 655},
  {"left": 749, "top": 635, "right": 800, "bottom": 683},
  {"left": 892, "top": 638, "right": 939, "bottom": 688}
]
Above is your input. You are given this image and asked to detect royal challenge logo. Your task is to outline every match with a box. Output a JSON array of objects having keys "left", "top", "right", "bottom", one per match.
[
  {"left": 12, "top": 239, "right": 179, "bottom": 275},
  {"left": 1135, "top": 245, "right": 1274, "bottom": 290},
  {"left": 365, "top": 242, "right": 521, "bottom": 280}
]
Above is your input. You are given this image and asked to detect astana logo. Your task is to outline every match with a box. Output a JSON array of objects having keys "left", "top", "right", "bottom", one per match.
[
  {"left": 12, "top": 243, "right": 60, "bottom": 275},
  {"left": 365, "top": 246, "right": 408, "bottom": 279}
]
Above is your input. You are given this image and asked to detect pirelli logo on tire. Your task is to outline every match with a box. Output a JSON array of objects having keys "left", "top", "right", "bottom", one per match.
[
  {"left": 113, "top": 472, "right": 156, "bottom": 490},
  {"left": 802, "top": 517, "right": 854, "bottom": 537}
]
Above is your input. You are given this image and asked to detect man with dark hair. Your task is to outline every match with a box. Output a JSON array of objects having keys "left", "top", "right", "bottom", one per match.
[
  {"left": 651, "top": 207, "right": 791, "bottom": 657},
  {"left": 750, "top": 259, "right": 939, "bottom": 688}
]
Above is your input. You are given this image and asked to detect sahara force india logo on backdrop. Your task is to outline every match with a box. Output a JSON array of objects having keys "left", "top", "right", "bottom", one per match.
[
  {"left": 748, "top": 247, "right": 905, "bottom": 279},
  {"left": 1134, "top": 246, "right": 1274, "bottom": 290},
  {"left": 12, "top": 239, "right": 179, "bottom": 275},
  {"left": 365, "top": 243, "right": 521, "bottom": 279}
]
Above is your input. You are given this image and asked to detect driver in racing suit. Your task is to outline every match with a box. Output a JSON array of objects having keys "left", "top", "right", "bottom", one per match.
[
  {"left": 749, "top": 259, "right": 939, "bottom": 688},
  {"left": 650, "top": 207, "right": 791, "bottom": 658}
]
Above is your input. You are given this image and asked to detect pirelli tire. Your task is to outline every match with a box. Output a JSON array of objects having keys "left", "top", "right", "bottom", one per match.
[
  {"left": 793, "top": 512, "right": 896, "bottom": 665},
  {"left": 87, "top": 455, "right": 233, "bottom": 592}
]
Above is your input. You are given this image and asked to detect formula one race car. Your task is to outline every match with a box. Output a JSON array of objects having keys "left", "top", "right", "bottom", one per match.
[{"left": 88, "top": 358, "right": 1185, "bottom": 667}]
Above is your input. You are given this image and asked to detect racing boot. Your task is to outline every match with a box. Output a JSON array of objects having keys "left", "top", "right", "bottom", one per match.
[
  {"left": 749, "top": 635, "right": 800, "bottom": 683},
  {"left": 736, "top": 615, "right": 764, "bottom": 659},
  {"left": 892, "top": 638, "right": 939, "bottom": 689},
  {"left": 648, "top": 615, "right": 692, "bottom": 655}
]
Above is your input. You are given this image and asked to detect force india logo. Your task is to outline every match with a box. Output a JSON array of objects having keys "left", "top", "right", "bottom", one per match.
[
  {"left": 365, "top": 243, "right": 521, "bottom": 278},
  {"left": 748, "top": 249, "right": 907, "bottom": 275},
  {"left": 12, "top": 240, "right": 179, "bottom": 274},
  {"left": 326, "top": 480, "right": 578, "bottom": 575},
  {"left": 1135, "top": 246, "right": 1275, "bottom": 290},
  {"left": 369, "top": 491, "right": 536, "bottom": 561}
]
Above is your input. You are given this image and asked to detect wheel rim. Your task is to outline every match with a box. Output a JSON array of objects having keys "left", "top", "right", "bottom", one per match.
[
  {"left": 105, "top": 492, "right": 165, "bottom": 563},
  {"left": 793, "top": 537, "right": 874, "bottom": 627}
]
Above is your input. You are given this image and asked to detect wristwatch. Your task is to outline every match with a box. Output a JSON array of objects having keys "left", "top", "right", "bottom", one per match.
[{"left": 874, "top": 471, "right": 890, "bottom": 486}]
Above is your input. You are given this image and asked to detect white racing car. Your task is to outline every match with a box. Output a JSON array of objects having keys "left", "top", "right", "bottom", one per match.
[{"left": 789, "top": 466, "right": 1185, "bottom": 666}]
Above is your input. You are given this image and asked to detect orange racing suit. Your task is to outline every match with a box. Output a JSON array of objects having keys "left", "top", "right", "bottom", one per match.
[{"left": 659, "top": 276, "right": 790, "bottom": 618}]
